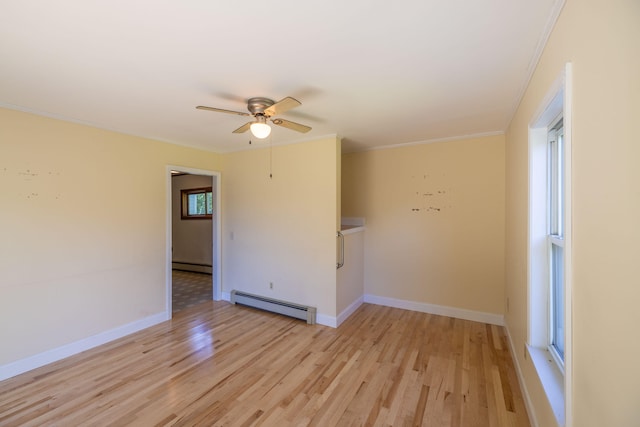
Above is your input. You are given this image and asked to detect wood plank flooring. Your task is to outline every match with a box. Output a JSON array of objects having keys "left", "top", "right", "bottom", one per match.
[{"left": 0, "top": 302, "right": 530, "bottom": 426}]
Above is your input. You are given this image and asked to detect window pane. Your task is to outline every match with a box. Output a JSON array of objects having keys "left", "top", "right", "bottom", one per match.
[
  {"left": 557, "top": 132, "right": 564, "bottom": 236},
  {"left": 188, "top": 194, "right": 199, "bottom": 215},
  {"left": 549, "top": 138, "right": 560, "bottom": 235},
  {"left": 197, "top": 193, "right": 206, "bottom": 214},
  {"left": 549, "top": 119, "right": 565, "bottom": 363},
  {"left": 181, "top": 187, "right": 212, "bottom": 219},
  {"left": 549, "top": 126, "right": 564, "bottom": 238},
  {"left": 551, "top": 243, "right": 565, "bottom": 360},
  {"left": 206, "top": 192, "right": 213, "bottom": 214}
]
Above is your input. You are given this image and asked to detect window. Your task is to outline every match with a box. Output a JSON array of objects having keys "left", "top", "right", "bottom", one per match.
[
  {"left": 181, "top": 187, "right": 213, "bottom": 219},
  {"left": 548, "top": 118, "right": 565, "bottom": 364},
  {"left": 527, "top": 63, "right": 572, "bottom": 426}
]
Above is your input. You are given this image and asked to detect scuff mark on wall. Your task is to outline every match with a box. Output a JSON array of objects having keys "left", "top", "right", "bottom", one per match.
[
  {"left": 18, "top": 169, "right": 39, "bottom": 178},
  {"left": 3, "top": 167, "right": 64, "bottom": 200},
  {"left": 410, "top": 172, "right": 452, "bottom": 214}
]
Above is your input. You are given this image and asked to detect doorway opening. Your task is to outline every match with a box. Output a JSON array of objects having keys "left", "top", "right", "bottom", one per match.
[{"left": 166, "top": 166, "right": 221, "bottom": 316}]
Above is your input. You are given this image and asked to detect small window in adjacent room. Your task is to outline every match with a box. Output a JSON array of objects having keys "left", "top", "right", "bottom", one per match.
[{"left": 181, "top": 187, "right": 213, "bottom": 219}]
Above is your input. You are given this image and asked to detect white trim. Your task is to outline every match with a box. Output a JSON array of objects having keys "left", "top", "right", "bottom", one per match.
[
  {"left": 528, "top": 124, "right": 550, "bottom": 348},
  {"left": 505, "top": 324, "right": 539, "bottom": 427},
  {"left": 346, "top": 131, "right": 504, "bottom": 154},
  {"left": 336, "top": 296, "right": 364, "bottom": 327},
  {"left": 218, "top": 133, "right": 339, "bottom": 153},
  {"left": 171, "top": 262, "right": 213, "bottom": 274},
  {"left": 528, "top": 345, "right": 565, "bottom": 425},
  {"left": 166, "top": 166, "right": 222, "bottom": 315},
  {"left": 315, "top": 313, "right": 337, "bottom": 328},
  {"left": 562, "top": 62, "right": 573, "bottom": 427},
  {"left": 506, "top": 0, "right": 567, "bottom": 128},
  {"left": 0, "top": 104, "right": 338, "bottom": 155},
  {"left": 0, "top": 312, "right": 167, "bottom": 381},
  {"left": 363, "top": 294, "right": 504, "bottom": 326},
  {"left": 526, "top": 62, "right": 572, "bottom": 427},
  {"left": 530, "top": 75, "right": 565, "bottom": 129},
  {"left": 226, "top": 291, "right": 502, "bottom": 329},
  {"left": 0, "top": 101, "right": 223, "bottom": 154}
]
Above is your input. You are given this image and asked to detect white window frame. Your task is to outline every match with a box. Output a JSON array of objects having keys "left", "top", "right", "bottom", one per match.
[
  {"left": 547, "top": 117, "right": 565, "bottom": 371},
  {"left": 527, "top": 63, "right": 572, "bottom": 426}
]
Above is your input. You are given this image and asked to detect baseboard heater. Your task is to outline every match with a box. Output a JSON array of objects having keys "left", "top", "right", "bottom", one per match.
[{"left": 230, "top": 290, "right": 317, "bottom": 325}]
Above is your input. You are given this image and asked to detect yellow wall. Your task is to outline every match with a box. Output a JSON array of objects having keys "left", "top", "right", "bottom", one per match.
[
  {"left": 221, "top": 137, "right": 339, "bottom": 319},
  {"left": 342, "top": 134, "right": 505, "bottom": 316},
  {"left": 0, "top": 105, "right": 342, "bottom": 370},
  {"left": 0, "top": 107, "right": 222, "bottom": 365},
  {"left": 0, "top": 106, "right": 342, "bottom": 370},
  {"left": 504, "top": 0, "right": 640, "bottom": 425}
]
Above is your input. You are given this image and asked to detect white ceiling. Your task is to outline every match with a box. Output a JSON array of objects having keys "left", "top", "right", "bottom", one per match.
[{"left": 0, "top": 0, "right": 561, "bottom": 153}]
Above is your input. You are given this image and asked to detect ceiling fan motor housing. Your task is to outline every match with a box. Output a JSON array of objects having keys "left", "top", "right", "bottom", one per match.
[{"left": 247, "top": 97, "right": 275, "bottom": 116}]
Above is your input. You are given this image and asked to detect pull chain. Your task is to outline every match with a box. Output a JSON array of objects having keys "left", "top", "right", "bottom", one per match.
[{"left": 269, "top": 135, "right": 273, "bottom": 179}]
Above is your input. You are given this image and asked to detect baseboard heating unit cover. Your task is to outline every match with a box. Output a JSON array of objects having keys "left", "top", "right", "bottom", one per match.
[{"left": 230, "top": 290, "right": 317, "bottom": 325}]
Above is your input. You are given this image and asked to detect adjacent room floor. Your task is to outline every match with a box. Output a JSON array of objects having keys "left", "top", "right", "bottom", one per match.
[{"left": 172, "top": 270, "right": 212, "bottom": 314}]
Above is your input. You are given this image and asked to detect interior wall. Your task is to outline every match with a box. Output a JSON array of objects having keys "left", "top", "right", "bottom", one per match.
[
  {"left": 171, "top": 174, "right": 214, "bottom": 268},
  {"left": 0, "top": 107, "right": 222, "bottom": 366},
  {"left": 504, "top": 0, "right": 640, "bottom": 425},
  {"left": 221, "top": 136, "right": 339, "bottom": 321},
  {"left": 342, "top": 134, "right": 505, "bottom": 316},
  {"left": 336, "top": 230, "right": 364, "bottom": 315}
]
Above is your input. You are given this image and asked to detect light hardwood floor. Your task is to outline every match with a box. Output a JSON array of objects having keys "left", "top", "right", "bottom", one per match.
[{"left": 0, "top": 302, "right": 530, "bottom": 426}]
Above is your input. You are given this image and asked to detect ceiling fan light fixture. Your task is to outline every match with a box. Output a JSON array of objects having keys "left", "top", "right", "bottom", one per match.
[
  {"left": 250, "top": 116, "right": 271, "bottom": 139},
  {"left": 197, "top": 96, "right": 311, "bottom": 138}
]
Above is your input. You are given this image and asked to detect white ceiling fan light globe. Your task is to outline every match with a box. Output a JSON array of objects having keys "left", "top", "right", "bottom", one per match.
[{"left": 250, "top": 122, "right": 271, "bottom": 139}]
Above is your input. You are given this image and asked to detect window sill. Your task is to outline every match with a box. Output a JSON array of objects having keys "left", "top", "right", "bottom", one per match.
[{"left": 527, "top": 345, "right": 565, "bottom": 426}]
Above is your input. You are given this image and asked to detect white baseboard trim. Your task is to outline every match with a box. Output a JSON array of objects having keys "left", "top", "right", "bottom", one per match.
[
  {"left": 315, "top": 313, "right": 337, "bottom": 328},
  {"left": 172, "top": 262, "right": 212, "bottom": 274},
  {"left": 223, "top": 291, "right": 500, "bottom": 328},
  {"left": 0, "top": 312, "right": 168, "bottom": 382},
  {"left": 505, "top": 323, "right": 539, "bottom": 427},
  {"left": 336, "top": 296, "right": 364, "bottom": 327},
  {"left": 363, "top": 294, "right": 504, "bottom": 326}
]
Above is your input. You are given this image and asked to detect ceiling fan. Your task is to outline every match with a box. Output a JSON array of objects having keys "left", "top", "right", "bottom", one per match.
[{"left": 196, "top": 96, "right": 312, "bottom": 139}]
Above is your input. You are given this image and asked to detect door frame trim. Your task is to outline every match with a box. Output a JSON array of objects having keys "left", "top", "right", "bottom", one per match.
[{"left": 166, "top": 166, "right": 222, "bottom": 316}]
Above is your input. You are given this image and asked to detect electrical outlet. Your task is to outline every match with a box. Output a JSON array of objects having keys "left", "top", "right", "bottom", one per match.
[{"left": 269, "top": 282, "right": 273, "bottom": 290}]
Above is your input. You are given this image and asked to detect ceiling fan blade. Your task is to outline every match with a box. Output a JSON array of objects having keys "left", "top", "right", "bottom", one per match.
[
  {"left": 196, "top": 106, "right": 250, "bottom": 116},
  {"left": 271, "top": 118, "right": 312, "bottom": 133},
  {"left": 263, "top": 97, "right": 301, "bottom": 117},
  {"left": 232, "top": 122, "right": 252, "bottom": 133},
  {"left": 215, "top": 92, "right": 248, "bottom": 104}
]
